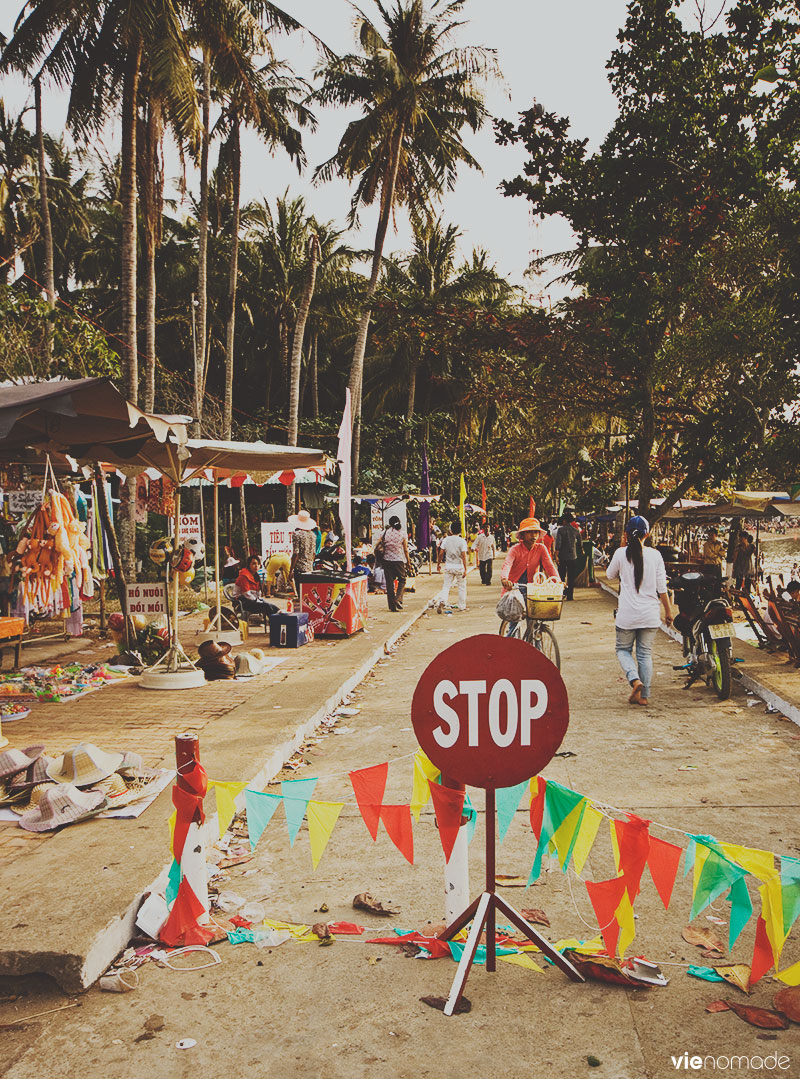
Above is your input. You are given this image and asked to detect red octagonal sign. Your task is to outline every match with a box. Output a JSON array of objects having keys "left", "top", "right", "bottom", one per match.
[{"left": 411, "top": 633, "right": 569, "bottom": 789}]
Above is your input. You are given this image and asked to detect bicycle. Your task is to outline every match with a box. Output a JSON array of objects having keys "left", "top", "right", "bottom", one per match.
[{"left": 497, "top": 582, "right": 562, "bottom": 669}]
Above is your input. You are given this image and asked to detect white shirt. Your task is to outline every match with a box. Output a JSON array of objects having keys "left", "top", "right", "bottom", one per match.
[
  {"left": 606, "top": 545, "right": 667, "bottom": 629},
  {"left": 440, "top": 535, "right": 468, "bottom": 568},
  {"left": 473, "top": 532, "right": 496, "bottom": 561}
]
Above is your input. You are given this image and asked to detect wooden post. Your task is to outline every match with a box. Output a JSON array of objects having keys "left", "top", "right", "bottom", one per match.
[{"left": 93, "top": 464, "right": 133, "bottom": 649}]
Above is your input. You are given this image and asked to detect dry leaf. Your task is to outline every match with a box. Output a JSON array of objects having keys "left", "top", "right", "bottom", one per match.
[
  {"left": 420, "top": 995, "right": 471, "bottom": 1014},
  {"left": 418, "top": 922, "right": 447, "bottom": 939},
  {"left": 682, "top": 925, "right": 727, "bottom": 954},
  {"left": 353, "top": 893, "right": 399, "bottom": 917},
  {"left": 521, "top": 908, "right": 551, "bottom": 928},
  {"left": 773, "top": 986, "right": 800, "bottom": 1024},
  {"left": 701, "top": 948, "right": 725, "bottom": 960},
  {"left": 311, "top": 923, "right": 331, "bottom": 940},
  {"left": 717, "top": 965, "right": 751, "bottom": 994},
  {"left": 725, "top": 1000, "right": 789, "bottom": 1030},
  {"left": 706, "top": 1000, "right": 731, "bottom": 1013},
  {"left": 367, "top": 956, "right": 381, "bottom": 966}
]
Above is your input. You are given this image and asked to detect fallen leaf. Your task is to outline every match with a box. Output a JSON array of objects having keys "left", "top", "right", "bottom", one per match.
[
  {"left": 717, "top": 965, "right": 751, "bottom": 994},
  {"left": 418, "top": 922, "right": 447, "bottom": 939},
  {"left": 773, "top": 986, "right": 800, "bottom": 1023},
  {"left": 367, "top": 956, "right": 381, "bottom": 966},
  {"left": 521, "top": 908, "right": 551, "bottom": 928},
  {"left": 420, "top": 995, "right": 471, "bottom": 1014},
  {"left": 312, "top": 923, "right": 331, "bottom": 940},
  {"left": 143, "top": 1015, "right": 165, "bottom": 1033},
  {"left": 353, "top": 893, "right": 399, "bottom": 917},
  {"left": 180, "top": 992, "right": 195, "bottom": 1001},
  {"left": 725, "top": 1000, "right": 789, "bottom": 1030},
  {"left": 682, "top": 925, "right": 727, "bottom": 954},
  {"left": 706, "top": 1000, "right": 731, "bottom": 1013},
  {"left": 701, "top": 948, "right": 725, "bottom": 959}
]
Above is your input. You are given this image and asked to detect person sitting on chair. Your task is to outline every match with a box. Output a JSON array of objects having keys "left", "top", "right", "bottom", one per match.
[{"left": 235, "top": 555, "right": 279, "bottom": 620}]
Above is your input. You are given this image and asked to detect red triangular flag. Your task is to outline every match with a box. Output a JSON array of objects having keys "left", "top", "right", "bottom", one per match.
[
  {"left": 229, "top": 473, "right": 247, "bottom": 488},
  {"left": 585, "top": 877, "right": 628, "bottom": 957},
  {"left": 159, "top": 878, "right": 214, "bottom": 947},
  {"left": 614, "top": 813, "right": 651, "bottom": 900},
  {"left": 278, "top": 470, "right": 295, "bottom": 486},
  {"left": 646, "top": 835, "right": 683, "bottom": 910},
  {"left": 750, "top": 915, "right": 774, "bottom": 984},
  {"left": 529, "top": 495, "right": 536, "bottom": 518},
  {"left": 349, "top": 763, "right": 388, "bottom": 841},
  {"left": 530, "top": 777, "right": 547, "bottom": 839},
  {"left": 380, "top": 804, "right": 414, "bottom": 864},
  {"left": 428, "top": 780, "right": 465, "bottom": 863},
  {"left": 171, "top": 785, "right": 204, "bottom": 863}
]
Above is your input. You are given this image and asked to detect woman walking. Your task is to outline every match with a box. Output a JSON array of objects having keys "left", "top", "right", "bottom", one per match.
[
  {"left": 376, "top": 515, "right": 412, "bottom": 612},
  {"left": 606, "top": 516, "right": 673, "bottom": 706}
]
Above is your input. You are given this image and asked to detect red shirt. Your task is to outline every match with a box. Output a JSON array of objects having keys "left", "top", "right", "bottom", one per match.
[
  {"left": 235, "top": 567, "right": 261, "bottom": 598},
  {"left": 501, "top": 541, "right": 559, "bottom": 588}
]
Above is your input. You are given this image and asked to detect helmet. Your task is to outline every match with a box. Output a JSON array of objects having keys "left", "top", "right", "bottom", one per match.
[
  {"left": 185, "top": 535, "right": 205, "bottom": 563},
  {"left": 149, "top": 537, "right": 173, "bottom": 565}
]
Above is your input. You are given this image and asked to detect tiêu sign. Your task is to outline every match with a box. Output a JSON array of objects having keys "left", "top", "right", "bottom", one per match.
[{"left": 411, "top": 633, "right": 568, "bottom": 788}]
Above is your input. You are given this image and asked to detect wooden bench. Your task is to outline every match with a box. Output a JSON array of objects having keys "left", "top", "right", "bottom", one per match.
[{"left": 0, "top": 617, "right": 25, "bottom": 670}]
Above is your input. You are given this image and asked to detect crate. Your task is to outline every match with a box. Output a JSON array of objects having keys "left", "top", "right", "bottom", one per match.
[
  {"left": 523, "top": 583, "right": 564, "bottom": 621},
  {"left": 269, "top": 611, "right": 311, "bottom": 648}
]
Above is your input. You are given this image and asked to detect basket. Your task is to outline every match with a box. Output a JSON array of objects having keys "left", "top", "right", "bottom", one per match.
[{"left": 523, "top": 578, "right": 564, "bottom": 621}]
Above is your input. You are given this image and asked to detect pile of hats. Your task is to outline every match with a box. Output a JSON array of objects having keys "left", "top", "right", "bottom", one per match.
[
  {"left": 196, "top": 640, "right": 235, "bottom": 681},
  {"left": 0, "top": 743, "right": 147, "bottom": 832}
]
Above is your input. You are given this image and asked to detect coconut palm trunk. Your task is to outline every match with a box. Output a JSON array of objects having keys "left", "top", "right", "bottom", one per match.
[
  {"left": 195, "top": 48, "right": 211, "bottom": 435},
  {"left": 33, "top": 77, "right": 55, "bottom": 313},
  {"left": 223, "top": 116, "right": 241, "bottom": 441},
  {"left": 140, "top": 97, "right": 164, "bottom": 413},
  {"left": 348, "top": 123, "right": 404, "bottom": 487},
  {"left": 400, "top": 349, "right": 420, "bottom": 473},
  {"left": 310, "top": 334, "right": 319, "bottom": 419},
  {"left": 288, "top": 233, "right": 319, "bottom": 446}
]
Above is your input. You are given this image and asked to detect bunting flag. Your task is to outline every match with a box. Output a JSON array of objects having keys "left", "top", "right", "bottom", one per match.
[
  {"left": 613, "top": 813, "right": 651, "bottom": 900},
  {"left": 464, "top": 791, "right": 478, "bottom": 845},
  {"left": 529, "top": 776, "right": 547, "bottom": 839},
  {"left": 210, "top": 781, "right": 247, "bottom": 838},
  {"left": 380, "top": 804, "right": 414, "bottom": 864},
  {"left": 719, "top": 842, "right": 775, "bottom": 881},
  {"left": 728, "top": 875, "right": 754, "bottom": 951},
  {"left": 282, "top": 777, "right": 318, "bottom": 846},
  {"left": 751, "top": 914, "right": 774, "bottom": 984},
  {"left": 529, "top": 781, "right": 584, "bottom": 883},
  {"left": 761, "top": 876, "right": 790, "bottom": 969},
  {"left": 496, "top": 780, "right": 530, "bottom": 843},
  {"left": 647, "top": 835, "right": 684, "bottom": 911},
  {"left": 245, "top": 789, "right": 283, "bottom": 850},
  {"left": 307, "top": 800, "right": 344, "bottom": 869},
  {"left": 780, "top": 856, "right": 800, "bottom": 936},
  {"left": 166, "top": 857, "right": 182, "bottom": 906},
  {"left": 428, "top": 780, "right": 466, "bottom": 863},
  {"left": 551, "top": 798, "right": 587, "bottom": 872},
  {"left": 410, "top": 750, "right": 440, "bottom": 821},
  {"left": 349, "top": 763, "right": 388, "bottom": 840},
  {"left": 585, "top": 876, "right": 628, "bottom": 957},
  {"left": 690, "top": 842, "right": 747, "bottom": 921},
  {"left": 615, "top": 889, "right": 636, "bottom": 958},
  {"left": 160, "top": 877, "right": 215, "bottom": 948},
  {"left": 459, "top": 473, "right": 466, "bottom": 536},
  {"left": 775, "top": 958, "right": 800, "bottom": 986},
  {"left": 499, "top": 952, "right": 545, "bottom": 973},
  {"left": 572, "top": 804, "right": 604, "bottom": 875}
]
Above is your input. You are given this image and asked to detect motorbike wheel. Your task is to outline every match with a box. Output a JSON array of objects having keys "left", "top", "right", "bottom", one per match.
[{"left": 709, "top": 640, "right": 732, "bottom": 700}]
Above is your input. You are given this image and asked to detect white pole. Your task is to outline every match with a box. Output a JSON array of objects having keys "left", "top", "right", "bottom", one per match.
[{"left": 444, "top": 821, "right": 470, "bottom": 925}]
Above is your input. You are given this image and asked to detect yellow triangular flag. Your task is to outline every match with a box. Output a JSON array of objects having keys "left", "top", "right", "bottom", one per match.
[
  {"left": 410, "top": 750, "right": 440, "bottom": 821},
  {"left": 775, "top": 960, "right": 800, "bottom": 986},
  {"left": 209, "top": 780, "right": 247, "bottom": 838},
  {"left": 761, "top": 878, "right": 789, "bottom": 966},
  {"left": 552, "top": 801, "right": 585, "bottom": 868},
  {"left": 615, "top": 890, "right": 636, "bottom": 958},
  {"left": 719, "top": 843, "right": 776, "bottom": 882},
  {"left": 499, "top": 952, "right": 545, "bottom": 973},
  {"left": 609, "top": 818, "right": 620, "bottom": 874},
  {"left": 307, "top": 800, "right": 344, "bottom": 869},
  {"left": 691, "top": 843, "right": 713, "bottom": 907},
  {"left": 572, "top": 805, "right": 603, "bottom": 875},
  {"left": 168, "top": 810, "right": 176, "bottom": 856}
]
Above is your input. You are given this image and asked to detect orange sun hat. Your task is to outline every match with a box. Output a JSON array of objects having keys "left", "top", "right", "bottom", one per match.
[{"left": 517, "top": 517, "right": 542, "bottom": 533}]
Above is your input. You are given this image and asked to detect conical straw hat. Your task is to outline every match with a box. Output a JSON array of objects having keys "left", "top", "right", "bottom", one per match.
[
  {"left": 47, "top": 744, "right": 124, "bottom": 787},
  {"left": 18, "top": 783, "right": 107, "bottom": 832}
]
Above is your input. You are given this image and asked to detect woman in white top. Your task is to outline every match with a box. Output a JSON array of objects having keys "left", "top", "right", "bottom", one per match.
[
  {"left": 436, "top": 519, "right": 469, "bottom": 611},
  {"left": 606, "top": 515, "right": 673, "bottom": 706}
]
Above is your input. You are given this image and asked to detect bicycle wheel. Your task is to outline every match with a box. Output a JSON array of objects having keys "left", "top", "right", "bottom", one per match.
[
  {"left": 525, "top": 621, "right": 561, "bottom": 669},
  {"left": 498, "top": 620, "right": 522, "bottom": 639}
]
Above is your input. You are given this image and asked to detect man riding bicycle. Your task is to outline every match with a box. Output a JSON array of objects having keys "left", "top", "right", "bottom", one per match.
[{"left": 501, "top": 517, "right": 559, "bottom": 592}]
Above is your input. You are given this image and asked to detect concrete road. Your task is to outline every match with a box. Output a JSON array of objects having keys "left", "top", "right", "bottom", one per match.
[{"left": 2, "top": 580, "right": 800, "bottom": 1079}]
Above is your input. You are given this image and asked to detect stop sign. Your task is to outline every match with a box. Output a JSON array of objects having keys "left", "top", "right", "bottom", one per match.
[{"left": 411, "top": 633, "right": 568, "bottom": 789}]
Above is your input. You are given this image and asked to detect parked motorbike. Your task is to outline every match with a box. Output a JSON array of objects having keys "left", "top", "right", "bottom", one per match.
[{"left": 670, "top": 571, "right": 735, "bottom": 700}]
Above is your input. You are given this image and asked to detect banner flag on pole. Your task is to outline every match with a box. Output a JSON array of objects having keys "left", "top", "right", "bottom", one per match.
[
  {"left": 459, "top": 473, "right": 466, "bottom": 535},
  {"left": 282, "top": 777, "right": 318, "bottom": 846},
  {"left": 245, "top": 789, "right": 283, "bottom": 850},
  {"left": 337, "top": 388, "right": 353, "bottom": 571},
  {"left": 481, "top": 480, "right": 487, "bottom": 520},
  {"left": 418, "top": 446, "right": 431, "bottom": 550},
  {"left": 349, "top": 763, "right": 388, "bottom": 840},
  {"left": 307, "top": 800, "right": 344, "bottom": 869}
]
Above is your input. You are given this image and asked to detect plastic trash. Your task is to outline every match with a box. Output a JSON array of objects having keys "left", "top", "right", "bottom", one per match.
[
  {"left": 135, "top": 893, "right": 169, "bottom": 939},
  {"left": 240, "top": 901, "right": 267, "bottom": 923},
  {"left": 216, "top": 891, "right": 247, "bottom": 913},
  {"left": 254, "top": 929, "right": 292, "bottom": 948}
]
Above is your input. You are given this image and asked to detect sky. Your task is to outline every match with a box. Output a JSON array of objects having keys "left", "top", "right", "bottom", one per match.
[{"left": 0, "top": 1, "right": 717, "bottom": 300}]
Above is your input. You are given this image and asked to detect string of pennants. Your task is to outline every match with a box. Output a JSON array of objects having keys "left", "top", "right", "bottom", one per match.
[{"left": 166, "top": 750, "right": 800, "bottom": 987}]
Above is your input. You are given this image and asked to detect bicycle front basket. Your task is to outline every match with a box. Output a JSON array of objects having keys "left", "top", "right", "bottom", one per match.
[{"left": 524, "top": 580, "right": 564, "bottom": 621}]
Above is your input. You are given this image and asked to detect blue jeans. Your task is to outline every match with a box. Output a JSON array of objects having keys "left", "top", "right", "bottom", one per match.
[{"left": 615, "top": 627, "right": 658, "bottom": 699}]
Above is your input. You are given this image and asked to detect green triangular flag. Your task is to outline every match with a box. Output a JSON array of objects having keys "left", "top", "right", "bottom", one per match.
[
  {"left": 528, "top": 781, "right": 584, "bottom": 884},
  {"left": 728, "top": 875, "right": 753, "bottom": 950},
  {"left": 496, "top": 780, "right": 529, "bottom": 844},
  {"left": 691, "top": 845, "right": 746, "bottom": 921},
  {"left": 245, "top": 789, "right": 283, "bottom": 850},
  {"left": 281, "top": 777, "right": 318, "bottom": 846},
  {"left": 166, "top": 857, "right": 182, "bottom": 905},
  {"left": 780, "top": 855, "right": 800, "bottom": 936}
]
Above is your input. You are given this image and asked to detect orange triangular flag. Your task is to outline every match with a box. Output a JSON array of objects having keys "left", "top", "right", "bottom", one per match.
[
  {"left": 614, "top": 813, "right": 651, "bottom": 900},
  {"left": 585, "top": 877, "right": 628, "bottom": 957},
  {"left": 159, "top": 878, "right": 214, "bottom": 947},
  {"left": 751, "top": 915, "right": 774, "bottom": 984},
  {"left": 349, "top": 763, "right": 388, "bottom": 840},
  {"left": 647, "top": 835, "right": 684, "bottom": 910},
  {"left": 428, "top": 780, "right": 465, "bottom": 863},
  {"left": 380, "top": 804, "right": 414, "bottom": 864}
]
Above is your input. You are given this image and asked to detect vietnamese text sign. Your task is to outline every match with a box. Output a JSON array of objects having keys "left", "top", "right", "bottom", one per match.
[
  {"left": 126, "top": 582, "right": 168, "bottom": 619},
  {"left": 411, "top": 633, "right": 568, "bottom": 788},
  {"left": 8, "top": 490, "right": 44, "bottom": 515},
  {"left": 177, "top": 513, "right": 201, "bottom": 542},
  {"left": 370, "top": 499, "right": 408, "bottom": 544},
  {"left": 261, "top": 522, "right": 293, "bottom": 561}
]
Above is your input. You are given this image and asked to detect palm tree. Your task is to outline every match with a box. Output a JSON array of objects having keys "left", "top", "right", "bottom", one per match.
[
  {"left": 314, "top": 0, "right": 495, "bottom": 484},
  {"left": 33, "top": 77, "right": 55, "bottom": 311},
  {"left": 214, "top": 60, "right": 312, "bottom": 438},
  {"left": 0, "top": 101, "right": 35, "bottom": 284}
]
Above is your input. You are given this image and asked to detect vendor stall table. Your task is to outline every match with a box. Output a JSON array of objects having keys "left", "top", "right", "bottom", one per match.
[
  {"left": 300, "top": 574, "right": 368, "bottom": 638},
  {"left": 0, "top": 618, "right": 23, "bottom": 669}
]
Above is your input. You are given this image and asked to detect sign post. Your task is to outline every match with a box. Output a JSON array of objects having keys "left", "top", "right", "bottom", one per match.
[{"left": 411, "top": 632, "right": 584, "bottom": 1014}]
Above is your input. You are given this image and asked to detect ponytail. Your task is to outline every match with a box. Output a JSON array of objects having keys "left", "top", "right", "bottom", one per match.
[{"left": 626, "top": 533, "right": 645, "bottom": 591}]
